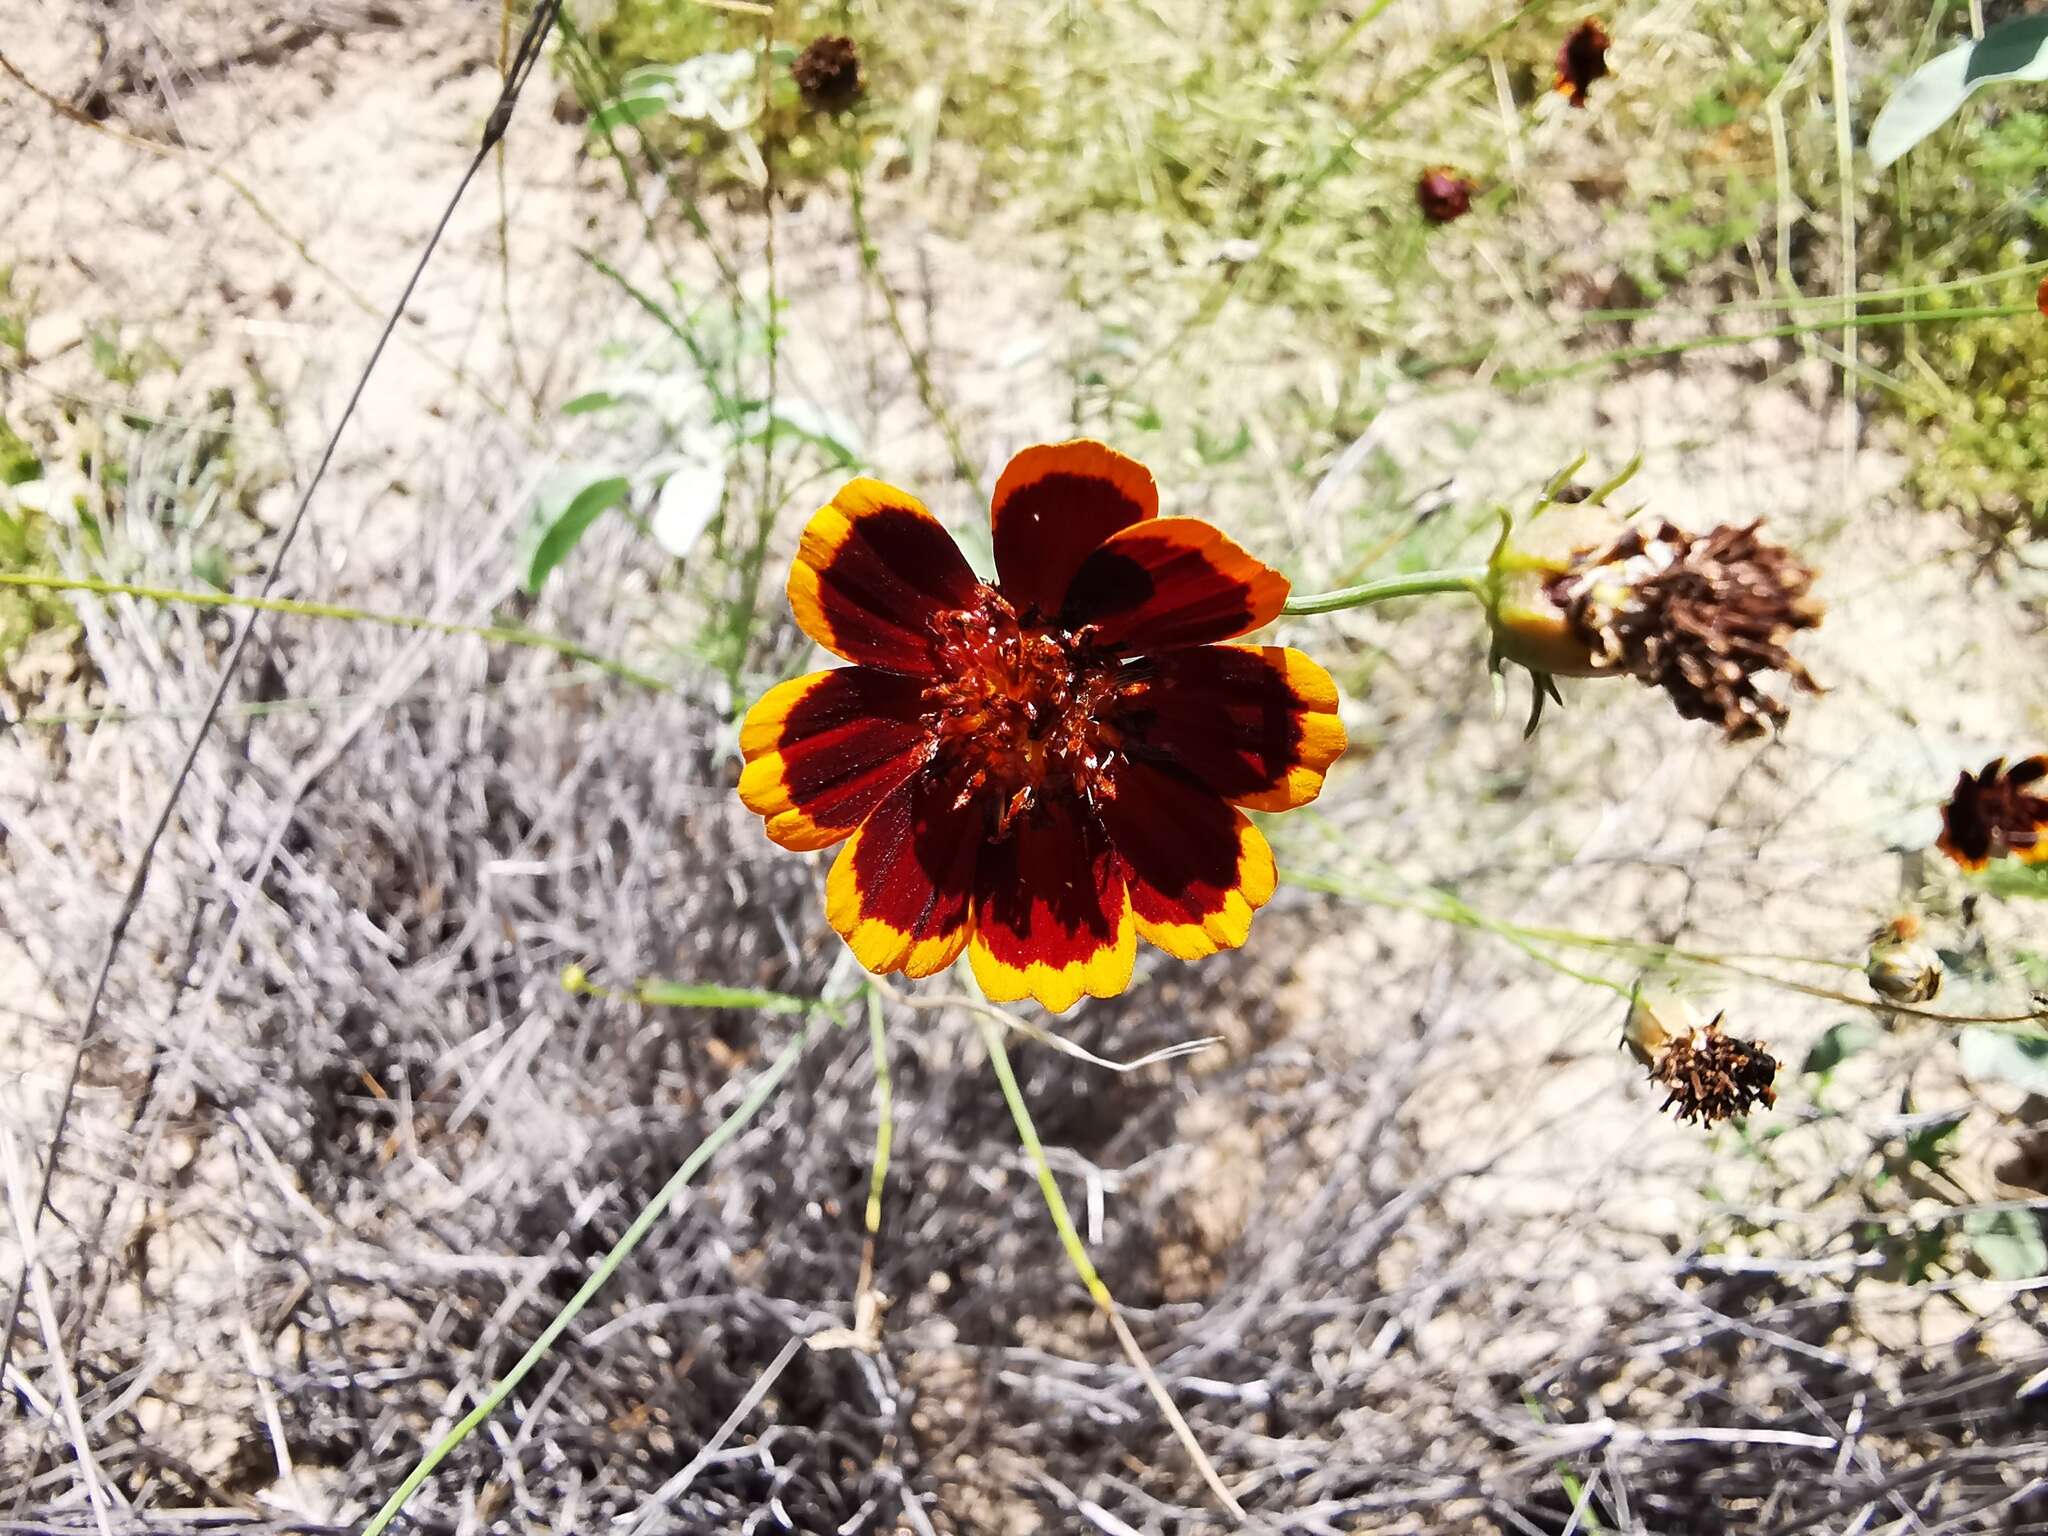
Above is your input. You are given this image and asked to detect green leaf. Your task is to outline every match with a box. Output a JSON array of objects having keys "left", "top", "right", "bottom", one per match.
[
  {"left": 191, "top": 544, "right": 232, "bottom": 593},
  {"left": 561, "top": 390, "right": 625, "bottom": 417},
  {"left": 1959, "top": 1028, "right": 2048, "bottom": 1095},
  {"left": 1903, "top": 1110, "right": 1968, "bottom": 1172},
  {"left": 523, "top": 473, "right": 630, "bottom": 595},
  {"left": 588, "top": 94, "right": 671, "bottom": 133},
  {"left": 1976, "top": 860, "right": 2048, "bottom": 900},
  {"left": 1803, "top": 1019, "right": 1880, "bottom": 1076},
  {"left": 1966, "top": 1208, "right": 2048, "bottom": 1280},
  {"left": 650, "top": 457, "right": 727, "bottom": 559},
  {"left": 634, "top": 981, "right": 816, "bottom": 1014},
  {"left": 1868, "top": 16, "right": 2048, "bottom": 170},
  {"left": 1195, "top": 421, "right": 1253, "bottom": 465}
]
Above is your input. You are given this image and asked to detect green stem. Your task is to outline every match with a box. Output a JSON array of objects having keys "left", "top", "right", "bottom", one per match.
[
  {"left": 974, "top": 1013, "right": 1245, "bottom": 1520},
  {"left": 845, "top": 146, "right": 984, "bottom": 504},
  {"left": 1281, "top": 565, "right": 1488, "bottom": 616},
  {"left": 358, "top": 1013, "right": 822, "bottom": 1536},
  {"left": 864, "top": 988, "right": 894, "bottom": 1236},
  {"left": 1, "top": 572, "right": 666, "bottom": 691}
]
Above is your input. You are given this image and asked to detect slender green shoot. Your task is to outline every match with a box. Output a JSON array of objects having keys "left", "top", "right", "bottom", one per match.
[
  {"left": 864, "top": 987, "right": 894, "bottom": 1237},
  {"left": 1281, "top": 566, "right": 1487, "bottom": 617},
  {"left": 358, "top": 1011, "right": 823, "bottom": 1536},
  {"left": 844, "top": 145, "right": 985, "bottom": 504},
  {"left": 975, "top": 1013, "right": 1246, "bottom": 1521},
  {"left": 1, "top": 572, "right": 665, "bottom": 690}
]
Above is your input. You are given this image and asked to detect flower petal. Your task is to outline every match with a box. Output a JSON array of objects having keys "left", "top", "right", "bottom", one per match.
[
  {"left": 1098, "top": 760, "right": 1276, "bottom": 960},
  {"left": 789, "top": 478, "right": 979, "bottom": 674},
  {"left": 969, "top": 794, "right": 1134, "bottom": 1013},
  {"left": 739, "top": 668, "right": 935, "bottom": 851},
  {"left": 1116, "top": 644, "right": 1345, "bottom": 811},
  {"left": 1059, "top": 517, "right": 1288, "bottom": 653},
  {"left": 826, "top": 771, "right": 979, "bottom": 978},
  {"left": 991, "top": 440, "right": 1158, "bottom": 619}
]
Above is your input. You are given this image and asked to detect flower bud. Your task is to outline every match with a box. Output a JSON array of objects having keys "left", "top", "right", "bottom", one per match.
[
  {"left": 1865, "top": 916, "right": 1941, "bottom": 1004},
  {"left": 1417, "top": 167, "right": 1478, "bottom": 224},
  {"left": 793, "top": 35, "right": 864, "bottom": 114},
  {"left": 560, "top": 962, "right": 590, "bottom": 995}
]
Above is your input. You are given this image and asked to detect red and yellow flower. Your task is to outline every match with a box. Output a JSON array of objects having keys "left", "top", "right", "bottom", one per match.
[
  {"left": 1937, "top": 754, "right": 2048, "bottom": 871},
  {"left": 739, "top": 441, "right": 1345, "bottom": 1012}
]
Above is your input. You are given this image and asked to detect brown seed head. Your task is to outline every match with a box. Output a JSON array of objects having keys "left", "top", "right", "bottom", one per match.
[
  {"left": 793, "top": 34, "right": 863, "bottom": 114},
  {"left": 1937, "top": 755, "right": 2048, "bottom": 870},
  {"left": 1555, "top": 18, "right": 1612, "bottom": 108},
  {"left": 1417, "top": 167, "right": 1478, "bottom": 223},
  {"left": 1647, "top": 1018, "right": 1779, "bottom": 1126},
  {"left": 1548, "top": 519, "right": 1824, "bottom": 740}
]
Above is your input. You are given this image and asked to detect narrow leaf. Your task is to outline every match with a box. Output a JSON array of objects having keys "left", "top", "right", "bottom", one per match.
[
  {"left": 634, "top": 981, "right": 815, "bottom": 1013},
  {"left": 524, "top": 473, "right": 629, "bottom": 594}
]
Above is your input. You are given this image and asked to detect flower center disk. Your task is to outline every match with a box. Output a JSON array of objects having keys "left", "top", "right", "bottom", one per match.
[{"left": 922, "top": 586, "right": 1126, "bottom": 835}]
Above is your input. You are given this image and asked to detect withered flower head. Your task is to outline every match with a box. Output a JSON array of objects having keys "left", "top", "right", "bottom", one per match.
[
  {"left": 1417, "top": 167, "right": 1478, "bottom": 223},
  {"left": 793, "top": 34, "right": 864, "bottom": 113},
  {"left": 1555, "top": 18, "right": 1612, "bottom": 108},
  {"left": 1646, "top": 1017, "right": 1779, "bottom": 1126},
  {"left": 2038, "top": 274, "right": 2048, "bottom": 318},
  {"left": 1549, "top": 519, "right": 1824, "bottom": 740},
  {"left": 1937, "top": 755, "right": 2048, "bottom": 870}
]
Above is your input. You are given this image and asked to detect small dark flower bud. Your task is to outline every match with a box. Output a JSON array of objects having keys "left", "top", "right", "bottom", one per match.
[
  {"left": 793, "top": 34, "right": 864, "bottom": 114},
  {"left": 1416, "top": 167, "right": 1478, "bottom": 224},
  {"left": 1555, "top": 18, "right": 1612, "bottom": 108}
]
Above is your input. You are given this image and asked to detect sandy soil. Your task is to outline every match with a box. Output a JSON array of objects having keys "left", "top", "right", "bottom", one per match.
[{"left": 4, "top": 2, "right": 2046, "bottom": 1531}]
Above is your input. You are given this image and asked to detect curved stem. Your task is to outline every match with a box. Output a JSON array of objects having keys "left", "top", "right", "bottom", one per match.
[
  {"left": 976, "top": 1013, "right": 1247, "bottom": 1521},
  {"left": 1281, "top": 565, "right": 1487, "bottom": 616},
  {"left": 1, "top": 572, "right": 665, "bottom": 691}
]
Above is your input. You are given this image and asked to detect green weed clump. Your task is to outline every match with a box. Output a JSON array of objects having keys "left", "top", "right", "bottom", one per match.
[{"left": 1870, "top": 104, "right": 2048, "bottom": 528}]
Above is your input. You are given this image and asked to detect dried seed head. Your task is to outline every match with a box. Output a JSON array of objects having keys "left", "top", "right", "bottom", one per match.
[
  {"left": 1417, "top": 167, "right": 1478, "bottom": 223},
  {"left": 1866, "top": 938, "right": 1942, "bottom": 1004},
  {"left": 1555, "top": 18, "right": 1612, "bottom": 108},
  {"left": 1646, "top": 1017, "right": 1779, "bottom": 1126},
  {"left": 1937, "top": 755, "right": 2048, "bottom": 870},
  {"left": 1550, "top": 519, "right": 1824, "bottom": 740},
  {"left": 793, "top": 34, "right": 864, "bottom": 114}
]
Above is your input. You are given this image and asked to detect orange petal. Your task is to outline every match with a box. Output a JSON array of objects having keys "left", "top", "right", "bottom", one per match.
[
  {"left": 990, "top": 440, "right": 1158, "bottom": 619},
  {"left": 739, "top": 667, "right": 935, "bottom": 851},
  {"left": 825, "top": 771, "right": 979, "bottom": 978},
  {"left": 1115, "top": 644, "right": 1345, "bottom": 811},
  {"left": 1098, "top": 760, "right": 1276, "bottom": 960},
  {"left": 789, "top": 478, "right": 979, "bottom": 674},
  {"left": 969, "top": 794, "right": 1134, "bottom": 1013},
  {"left": 1060, "top": 516, "right": 1288, "bottom": 653}
]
